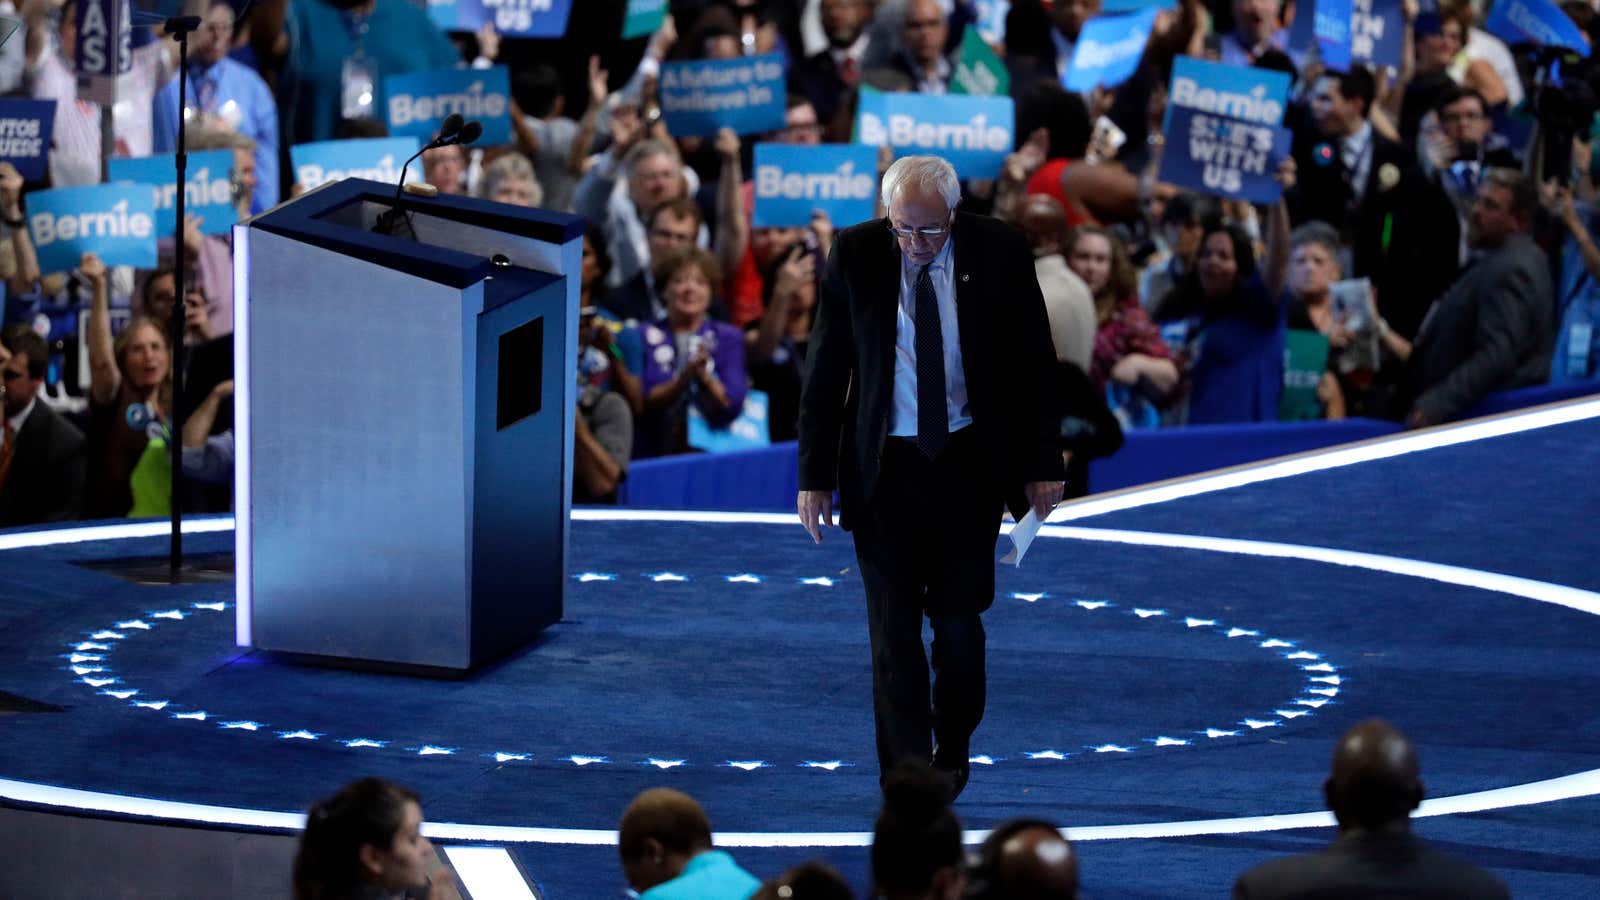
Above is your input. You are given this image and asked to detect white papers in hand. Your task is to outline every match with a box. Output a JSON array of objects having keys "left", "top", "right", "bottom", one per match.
[{"left": 1000, "top": 508, "right": 1042, "bottom": 566}]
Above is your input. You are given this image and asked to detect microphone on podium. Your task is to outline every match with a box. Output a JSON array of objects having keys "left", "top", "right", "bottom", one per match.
[{"left": 376, "top": 116, "right": 481, "bottom": 237}]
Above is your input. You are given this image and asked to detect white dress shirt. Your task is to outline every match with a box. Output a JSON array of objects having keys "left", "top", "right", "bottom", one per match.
[
  {"left": 889, "top": 236, "right": 972, "bottom": 438},
  {"left": 5, "top": 394, "right": 37, "bottom": 450}
]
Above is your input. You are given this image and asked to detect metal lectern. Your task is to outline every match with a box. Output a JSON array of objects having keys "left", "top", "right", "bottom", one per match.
[{"left": 233, "top": 178, "right": 582, "bottom": 671}]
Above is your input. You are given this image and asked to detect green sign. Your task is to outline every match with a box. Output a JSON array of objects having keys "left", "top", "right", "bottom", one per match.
[
  {"left": 623, "top": 0, "right": 666, "bottom": 40},
  {"left": 1280, "top": 329, "right": 1330, "bottom": 421},
  {"left": 951, "top": 28, "right": 1008, "bottom": 96}
]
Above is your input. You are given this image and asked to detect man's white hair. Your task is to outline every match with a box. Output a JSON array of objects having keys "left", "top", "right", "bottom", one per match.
[{"left": 880, "top": 155, "right": 959, "bottom": 213}]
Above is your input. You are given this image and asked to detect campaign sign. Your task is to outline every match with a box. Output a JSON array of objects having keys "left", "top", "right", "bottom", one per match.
[
  {"left": 290, "top": 137, "right": 422, "bottom": 192},
  {"left": 1486, "top": 0, "right": 1589, "bottom": 53},
  {"left": 27, "top": 183, "right": 157, "bottom": 274},
  {"left": 1065, "top": 8, "right": 1159, "bottom": 93},
  {"left": 1314, "top": 0, "right": 1353, "bottom": 72},
  {"left": 1158, "top": 106, "right": 1292, "bottom": 203},
  {"left": 1351, "top": 0, "right": 1405, "bottom": 67},
  {"left": 973, "top": 0, "right": 1009, "bottom": 45},
  {"left": 0, "top": 99, "right": 56, "bottom": 181},
  {"left": 623, "top": 0, "right": 667, "bottom": 40},
  {"left": 856, "top": 92, "right": 1013, "bottom": 179},
  {"left": 385, "top": 66, "right": 512, "bottom": 147},
  {"left": 109, "top": 151, "right": 237, "bottom": 238},
  {"left": 1166, "top": 56, "right": 1291, "bottom": 128},
  {"left": 74, "top": 0, "right": 131, "bottom": 78},
  {"left": 424, "top": 0, "right": 573, "bottom": 36},
  {"left": 1100, "top": 0, "right": 1175, "bottom": 10},
  {"left": 753, "top": 143, "right": 878, "bottom": 229},
  {"left": 659, "top": 54, "right": 786, "bottom": 138},
  {"left": 689, "top": 389, "right": 770, "bottom": 453}
]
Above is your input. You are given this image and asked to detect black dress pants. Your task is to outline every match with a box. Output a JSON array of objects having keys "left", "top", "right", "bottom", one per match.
[{"left": 852, "top": 427, "right": 1003, "bottom": 777}]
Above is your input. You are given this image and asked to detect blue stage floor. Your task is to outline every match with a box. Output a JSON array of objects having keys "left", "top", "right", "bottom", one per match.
[{"left": 3, "top": 400, "right": 1599, "bottom": 897}]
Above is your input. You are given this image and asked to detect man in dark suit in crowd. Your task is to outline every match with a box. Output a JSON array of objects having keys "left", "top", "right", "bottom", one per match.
[
  {"left": 1403, "top": 168, "right": 1553, "bottom": 427},
  {"left": 1233, "top": 719, "right": 1510, "bottom": 899},
  {"left": 797, "top": 156, "right": 1065, "bottom": 798},
  {"left": 1289, "top": 66, "right": 1458, "bottom": 341},
  {"left": 0, "top": 327, "right": 85, "bottom": 526},
  {"left": 1420, "top": 85, "right": 1521, "bottom": 269},
  {"left": 790, "top": 0, "right": 880, "bottom": 126}
]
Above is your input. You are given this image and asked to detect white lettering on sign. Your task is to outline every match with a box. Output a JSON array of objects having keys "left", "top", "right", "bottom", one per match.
[
  {"left": 297, "top": 154, "right": 405, "bottom": 190},
  {"left": 32, "top": 199, "right": 153, "bottom": 245},
  {"left": 150, "top": 166, "right": 233, "bottom": 210},
  {"left": 1170, "top": 77, "right": 1284, "bottom": 126},
  {"left": 859, "top": 112, "right": 1010, "bottom": 152},
  {"left": 389, "top": 81, "right": 508, "bottom": 127},
  {"left": 755, "top": 160, "right": 874, "bottom": 200},
  {"left": 1073, "top": 26, "right": 1149, "bottom": 70}
]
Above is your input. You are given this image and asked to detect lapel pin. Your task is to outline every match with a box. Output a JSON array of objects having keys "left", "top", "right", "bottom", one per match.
[{"left": 961, "top": 274, "right": 969, "bottom": 282}]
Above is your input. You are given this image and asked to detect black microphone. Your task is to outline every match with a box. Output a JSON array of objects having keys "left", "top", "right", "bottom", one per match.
[
  {"left": 451, "top": 121, "right": 484, "bottom": 147},
  {"left": 378, "top": 115, "right": 469, "bottom": 237}
]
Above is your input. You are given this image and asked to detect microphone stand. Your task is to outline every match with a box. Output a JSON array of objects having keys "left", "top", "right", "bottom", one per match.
[
  {"left": 375, "top": 120, "right": 463, "bottom": 239},
  {"left": 166, "top": 14, "right": 202, "bottom": 585}
]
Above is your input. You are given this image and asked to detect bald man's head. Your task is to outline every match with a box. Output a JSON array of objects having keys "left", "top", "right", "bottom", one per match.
[
  {"left": 995, "top": 826, "right": 1078, "bottom": 899},
  {"left": 1324, "top": 719, "right": 1424, "bottom": 832},
  {"left": 1018, "top": 196, "right": 1070, "bottom": 257}
]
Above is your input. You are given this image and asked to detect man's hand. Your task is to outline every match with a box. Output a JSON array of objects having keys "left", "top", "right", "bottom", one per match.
[
  {"left": 476, "top": 22, "right": 500, "bottom": 61},
  {"left": 1025, "top": 481, "right": 1064, "bottom": 520},
  {"left": 797, "top": 490, "right": 833, "bottom": 543}
]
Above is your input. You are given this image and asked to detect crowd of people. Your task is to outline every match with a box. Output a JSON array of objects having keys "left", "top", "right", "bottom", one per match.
[
  {"left": 0, "top": 0, "right": 1596, "bottom": 525},
  {"left": 290, "top": 720, "right": 1509, "bottom": 898}
]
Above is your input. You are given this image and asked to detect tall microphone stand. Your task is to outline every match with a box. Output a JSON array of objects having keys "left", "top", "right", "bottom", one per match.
[{"left": 166, "top": 15, "right": 202, "bottom": 584}]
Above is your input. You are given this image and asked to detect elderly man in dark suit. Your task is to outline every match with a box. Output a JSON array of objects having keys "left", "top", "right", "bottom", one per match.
[
  {"left": 797, "top": 156, "right": 1065, "bottom": 798},
  {"left": 1398, "top": 169, "right": 1553, "bottom": 427},
  {"left": 0, "top": 327, "right": 85, "bottom": 526},
  {"left": 1233, "top": 719, "right": 1509, "bottom": 899}
]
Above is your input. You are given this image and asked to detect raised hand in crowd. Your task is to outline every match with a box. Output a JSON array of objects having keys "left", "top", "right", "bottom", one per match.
[
  {"left": 182, "top": 213, "right": 206, "bottom": 265},
  {"left": 476, "top": 22, "right": 500, "bottom": 63},
  {"left": 0, "top": 162, "right": 39, "bottom": 294},
  {"left": 995, "top": 127, "right": 1050, "bottom": 223}
]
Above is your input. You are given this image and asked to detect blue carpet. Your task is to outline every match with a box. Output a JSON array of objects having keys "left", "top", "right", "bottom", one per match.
[{"left": 1, "top": 415, "right": 1598, "bottom": 896}]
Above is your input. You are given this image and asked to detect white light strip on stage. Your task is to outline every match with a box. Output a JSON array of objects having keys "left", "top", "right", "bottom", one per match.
[
  {"left": 0, "top": 518, "right": 234, "bottom": 552},
  {"left": 1048, "top": 396, "right": 1600, "bottom": 522},
  {"left": 232, "top": 223, "right": 253, "bottom": 648},
  {"left": 440, "top": 847, "right": 540, "bottom": 900},
  {"left": 6, "top": 768, "right": 1598, "bottom": 847},
  {"left": 1035, "top": 528, "right": 1600, "bottom": 617}
]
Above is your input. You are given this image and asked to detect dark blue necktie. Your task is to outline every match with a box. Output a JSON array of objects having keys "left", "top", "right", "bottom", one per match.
[{"left": 914, "top": 264, "right": 948, "bottom": 459}]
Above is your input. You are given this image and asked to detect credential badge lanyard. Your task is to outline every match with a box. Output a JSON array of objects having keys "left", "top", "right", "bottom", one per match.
[{"left": 340, "top": 8, "right": 376, "bottom": 120}]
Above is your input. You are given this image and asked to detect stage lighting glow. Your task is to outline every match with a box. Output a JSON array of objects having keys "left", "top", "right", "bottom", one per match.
[
  {"left": 492, "top": 753, "right": 528, "bottom": 763},
  {"left": 1075, "top": 600, "right": 1109, "bottom": 610},
  {"left": 279, "top": 731, "right": 320, "bottom": 741},
  {"left": 1302, "top": 663, "right": 1336, "bottom": 672},
  {"left": 575, "top": 573, "right": 614, "bottom": 582},
  {"left": 192, "top": 602, "right": 227, "bottom": 612},
  {"left": 1203, "top": 729, "right": 1238, "bottom": 738},
  {"left": 102, "top": 690, "right": 137, "bottom": 700},
  {"left": 417, "top": 746, "right": 455, "bottom": 756},
  {"left": 1307, "top": 687, "right": 1338, "bottom": 697},
  {"left": 647, "top": 759, "right": 684, "bottom": 769},
  {"left": 726, "top": 574, "right": 762, "bottom": 583},
  {"left": 1027, "top": 750, "right": 1068, "bottom": 760},
  {"left": 1093, "top": 745, "right": 1132, "bottom": 753},
  {"left": 343, "top": 739, "right": 386, "bottom": 749},
  {"left": 1310, "top": 675, "right": 1341, "bottom": 685},
  {"left": 1276, "top": 710, "right": 1309, "bottom": 719},
  {"left": 1184, "top": 618, "right": 1216, "bottom": 627},
  {"left": 1132, "top": 608, "right": 1165, "bottom": 618},
  {"left": 799, "top": 577, "right": 834, "bottom": 586},
  {"left": 1226, "top": 628, "right": 1259, "bottom": 638},
  {"left": 1012, "top": 592, "right": 1046, "bottom": 602},
  {"left": 803, "top": 761, "right": 844, "bottom": 770},
  {"left": 80, "top": 677, "right": 116, "bottom": 688},
  {"left": 440, "top": 847, "right": 540, "bottom": 900},
  {"left": 1296, "top": 698, "right": 1328, "bottom": 708},
  {"left": 565, "top": 756, "right": 607, "bottom": 766},
  {"left": 74, "top": 642, "right": 111, "bottom": 651},
  {"left": 1260, "top": 639, "right": 1293, "bottom": 648},
  {"left": 726, "top": 761, "right": 767, "bottom": 771},
  {"left": 68, "top": 654, "right": 103, "bottom": 663},
  {"left": 1241, "top": 719, "right": 1279, "bottom": 730},
  {"left": 115, "top": 621, "right": 151, "bottom": 630},
  {"left": 1150, "top": 737, "right": 1190, "bottom": 747},
  {"left": 70, "top": 666, "right": 105, "bottom": 676},
  {"left": 89, "top": 632, "right": 125, "bottom": 640},
  {"left": 648, "top": 573, "right": 686, "bottom": 582},
  {"left": 221, "top": 722, "right": 263, "bottom": 731},
  {"left": 173, "top": 711, "right": 208, "bottom": 721},
  {"left": 151, "top": 611, "right": 185, "bottom": 620},
  {"left": 970, "top": 755, "right": 997, "bottom": 765},
  {"left": 134, "top": 701, "right": 169, "bottom": 710},
  {"left": 1285, "top": 651, "right": 1319, "bottom": 660}
]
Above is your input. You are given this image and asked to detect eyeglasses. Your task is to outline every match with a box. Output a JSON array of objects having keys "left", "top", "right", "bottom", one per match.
[{"left": 888, "top": 221, "right": 952, "bottom": 239}]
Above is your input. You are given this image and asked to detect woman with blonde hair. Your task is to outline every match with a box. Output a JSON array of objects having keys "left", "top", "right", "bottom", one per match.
[{"left": 85, "top": 252, "right": 172, "bottom": 517}]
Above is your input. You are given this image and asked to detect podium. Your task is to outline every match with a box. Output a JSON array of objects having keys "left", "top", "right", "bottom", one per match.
[{"left": 232, "top": 179, "right": 583, "bottom": 671}]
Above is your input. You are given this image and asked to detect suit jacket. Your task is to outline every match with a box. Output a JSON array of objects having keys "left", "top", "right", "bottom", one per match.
[
  {"left": 1408, "top": 231, "right": 1554, "bottom": 423},
  {"left": 1289, "top": 127, "right": 1460, "bottom": 341},
  {"left": 798, "top": 213, "right": 1066, "bottom": 529},
  {"left": 0, "top": 401, "right": 87, "bottom": 527},
  {"left": 1233, "top": 830, "right": 1509, "bottom": 900},
  {"left": 789, "top": 50, "right": 853, "bottom": 126}
]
